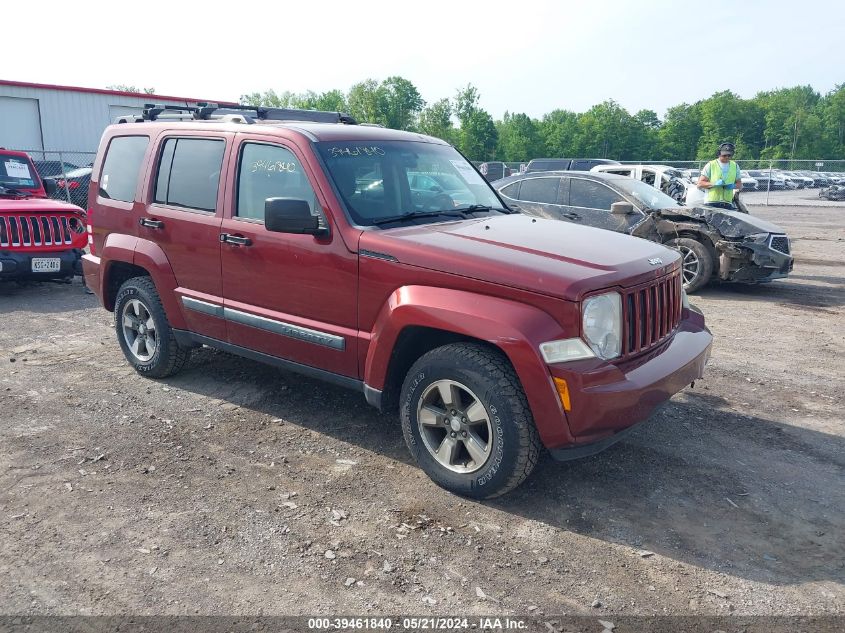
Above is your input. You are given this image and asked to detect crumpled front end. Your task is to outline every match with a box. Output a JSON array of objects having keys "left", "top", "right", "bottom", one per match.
[
  {"left": 647, "top": 206, "right": 795, "bottom": 285},
  {"left": 714, "top": 232, "right": 794, "bottom": 283}
]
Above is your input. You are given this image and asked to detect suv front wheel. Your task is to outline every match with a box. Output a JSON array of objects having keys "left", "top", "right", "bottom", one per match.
[
  {"left": 114, "top": 276, "right": 190, "bottom": 378},
  {"left": 400, "top": 343, "right": 541, "bottom": 499}
]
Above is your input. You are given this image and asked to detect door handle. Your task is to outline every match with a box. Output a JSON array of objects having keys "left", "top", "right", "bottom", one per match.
[
  {"left": 140, "top": 218, "right": 164, "bottom": 229},
  {"left": 219, "top": 233, "right": 252, "bottom": 246},
  {"left": 562, "top": 212, "right": 581, "bottom": 221}
]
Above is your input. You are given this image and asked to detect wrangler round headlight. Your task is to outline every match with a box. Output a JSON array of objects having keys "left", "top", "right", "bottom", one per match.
[{"left": 582, "top": 292, "right": 622, "bottom": 360}]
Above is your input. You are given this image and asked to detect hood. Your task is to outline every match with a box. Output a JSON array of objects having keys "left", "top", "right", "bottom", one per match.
[
  {"left": 656, "top": 206, "right": 787, "bottom": 238},
  {"left": 358, "top": 214, "right": 680, "bottom": 301},
  {"left": 0, "top": 198, "right": 84, "bottom": 214}
]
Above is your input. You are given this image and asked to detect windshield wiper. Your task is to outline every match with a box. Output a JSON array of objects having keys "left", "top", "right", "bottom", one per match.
[
  {"left": 371, "top": 210, "right": 472, "bottom": 226},
  {"left": 454, "top": 204, "right": 515, "bottom": 214}
]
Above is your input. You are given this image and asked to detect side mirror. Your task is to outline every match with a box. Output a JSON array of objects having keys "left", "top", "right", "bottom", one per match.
[
  {"left": 265, "top": 198, "right": 324, "bottom": 235},
  {"left": 611, "top": 201, "right": 635, "bottom": 216},
  {"left": 43, "top": 178, "right": 57, "bottom": 196}
]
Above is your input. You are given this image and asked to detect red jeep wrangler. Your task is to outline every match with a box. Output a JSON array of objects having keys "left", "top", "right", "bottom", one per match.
[
  {"left": 1, "top": 149, "right": 87, "bottom": 281},
  {"left": 83, "top": 104, "right": 712, "bottom": 498}
]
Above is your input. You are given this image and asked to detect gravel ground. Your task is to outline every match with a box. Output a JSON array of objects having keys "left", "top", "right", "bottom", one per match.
[{"left": 1, "top": 203, "right": 843, "bottom": 618}]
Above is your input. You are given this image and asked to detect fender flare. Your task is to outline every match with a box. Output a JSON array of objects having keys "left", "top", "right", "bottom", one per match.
[
  {"left": 100, "top": 235, "right": 187, "bottom": 330},
  {"left": 364, "top": 286, "right": 576, "bottom": 447}
]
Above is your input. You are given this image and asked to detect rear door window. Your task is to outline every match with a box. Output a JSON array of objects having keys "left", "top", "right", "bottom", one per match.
[
  {"left": 517, "top": 177, "right": 560, "bottom": 204},
  {"left": 499, "top": 181, "right": 520, "bottom": 199},
  {"left": 99, "top": 136, "right": 149, "bottom": 202},
  {"left": 570, "top": 179, "right": 624, "bottom": 210},
  {"left": 154, "top": 138, "right": 225, "bottom": 212}
]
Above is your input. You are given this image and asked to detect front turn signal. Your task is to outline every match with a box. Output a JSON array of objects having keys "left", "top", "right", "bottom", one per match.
[{"left": 553, "top": 377, "right": 571, "bottom": 412}]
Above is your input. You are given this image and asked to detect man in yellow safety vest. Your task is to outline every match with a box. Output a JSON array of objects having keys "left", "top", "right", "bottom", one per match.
[{"left": 697, "top": 142, "right": 742, "bottom": 209}]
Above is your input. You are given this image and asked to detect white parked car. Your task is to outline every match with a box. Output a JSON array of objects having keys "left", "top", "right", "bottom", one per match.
[
  {"left": 740, "top": 170, "right": 758, "bottom": 190},
  {"left": 591, "top": 164, "right": 705, "bottom": 205}
]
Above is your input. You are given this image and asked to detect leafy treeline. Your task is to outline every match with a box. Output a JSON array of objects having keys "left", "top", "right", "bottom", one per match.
[{"left": 241, "top": 79, "right": 845, "bottom": 162}]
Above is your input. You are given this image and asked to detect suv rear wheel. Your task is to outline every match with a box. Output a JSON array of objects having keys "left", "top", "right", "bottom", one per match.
[
  {"left": 114, "top": 276, "right": 190, "bottom": 378},
  {"left": 400, "top": 343, "right": 541, "bottom": 499}
]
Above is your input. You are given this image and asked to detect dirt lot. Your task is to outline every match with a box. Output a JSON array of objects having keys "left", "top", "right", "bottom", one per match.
[{"left": 1, "top": 203, "right": 843, "bottom": 618}]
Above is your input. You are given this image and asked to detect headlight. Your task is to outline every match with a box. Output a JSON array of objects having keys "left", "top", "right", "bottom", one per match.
[{"left": 582, "top": 292, "right": 622, "bottom": 360}]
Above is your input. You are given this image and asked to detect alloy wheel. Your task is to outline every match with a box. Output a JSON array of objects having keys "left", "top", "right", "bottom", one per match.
[
  {"left": 417, "top": 379, "right": 493, "bottom": 474},
  {"left": 121, "top": 299, "right": 157, "bottom": 362},
  {"left": 678, "top": 246, "right": 700, "bottom": 288}
]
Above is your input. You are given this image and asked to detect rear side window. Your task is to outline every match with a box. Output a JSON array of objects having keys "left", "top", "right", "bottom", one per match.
[
  {"left": 517, "top": 177, "right": 560, "bottom": 204},
  {"left": 99, "top": 136, "right": 149, "bottom": 202},
  {"left": 499, "top": 181, "right": 520, "bottom": 198},
  {"left": 154, "top": 138, "right": 225, "bottom": 212},
  {"left": 570, "top": 179, "right": 624, "bottom": 211},
  {"left": 236, "top": 142, "right": 323, "bottom": 223}
]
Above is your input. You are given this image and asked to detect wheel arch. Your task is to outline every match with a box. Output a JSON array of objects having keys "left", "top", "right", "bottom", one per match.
[{"left": 364, "top": 286, "right": 576, "bottom": 448}]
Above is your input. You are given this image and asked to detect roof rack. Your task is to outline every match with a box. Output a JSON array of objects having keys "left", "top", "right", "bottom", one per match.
[{"left": 126, "top": 102, "right": 358, "bottom": 125}]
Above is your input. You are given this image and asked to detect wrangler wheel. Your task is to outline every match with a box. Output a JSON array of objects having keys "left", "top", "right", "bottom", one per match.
[{"left": 400, "top": 343, "right": 541, "bottom": 499}]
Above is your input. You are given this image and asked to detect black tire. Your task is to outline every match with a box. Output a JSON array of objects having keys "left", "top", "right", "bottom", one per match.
[
  {"left": 666, "top": 237, "right": 713, "bottom": 293},
  {"left": 400, "top": 343, "right": 541, "bottom": 499},
  {"left": 114, "top": 276, "right": 190, "bottom": 378}
]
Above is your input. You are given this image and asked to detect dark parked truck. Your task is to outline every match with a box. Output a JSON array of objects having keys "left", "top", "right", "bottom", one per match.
[
  {"left": 83, "top": 104, "right": 712, "bottom": 498},
  {"left": 495, "top": 171, "right": 794, "bottom": 292},
  {"left": 1, "top": 149, "right": 87, "bottom": 282}
]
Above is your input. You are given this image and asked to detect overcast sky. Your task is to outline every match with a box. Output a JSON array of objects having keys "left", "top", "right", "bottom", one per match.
[{"left": 6, "top": 0, "right": 842, "bottom": 120}]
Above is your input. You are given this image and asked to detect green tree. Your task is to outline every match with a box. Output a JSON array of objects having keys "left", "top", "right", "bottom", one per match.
[
  {"left": 574, "top": 100, "right": 636, "bottom": 159},
  {"left": 453, "top": 85, "right": 498, "bottom": 160},
  {"left": 496, "top": 112, "right": 542, "bottom": 161},
  {"left": 379, "top": 76, "right": 425, "bottom": 130},
  {"left": 346, "top": 79, "right": 384, "bottom": 124},
  {"left": 696, "top": 91, "right": 764, "bottom": 160},
  {"left": 820, "top": 84, "right": 845, "bottom": 158},
  {"left": 418, "top": 98, "right": 455, "bottom": 144},
  {"left": 756, "top": 85, "right": 822, "bottom": 160},
  {"left": 539, "top": 109, "right": 578, "bottom": 157},
  {"left": 631, "top": 109, "right": 661, "bottom": 159},
  {"left": 107, "top": 84, "right": 156, "bottom": 94},
  {"left": 657, "top": 103, "right": 701, "bottom": 160}
]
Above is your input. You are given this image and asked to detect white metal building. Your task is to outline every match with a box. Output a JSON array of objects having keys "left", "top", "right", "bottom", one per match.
[{"left": 0, "top": 80, "right": 235, "bottom": 152}]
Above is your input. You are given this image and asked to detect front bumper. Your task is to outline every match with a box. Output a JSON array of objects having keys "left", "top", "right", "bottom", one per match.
[
  {"left": 0, "top": 249, "right": 82, "bottom": 280},
  {"left": 545, "top": 308, "right": 712, "bottom": 456},
  {"left": 718, "top": 236, "right": 794, "bottom": 283}
]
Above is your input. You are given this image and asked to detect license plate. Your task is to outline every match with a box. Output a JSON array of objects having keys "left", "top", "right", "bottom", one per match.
[{"left": 31, "top": 258, "right": 61, "bottom": 273}]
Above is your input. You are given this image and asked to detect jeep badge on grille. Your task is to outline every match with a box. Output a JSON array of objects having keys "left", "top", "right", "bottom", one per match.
[{"left": 648, "top": 258, "right": 663, "bottom": 265}]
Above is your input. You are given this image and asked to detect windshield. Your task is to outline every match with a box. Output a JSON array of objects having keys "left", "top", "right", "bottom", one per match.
[
  {"left": 613, "top": 177, "right": 680, "bottom": 210},
  {"left": 1, "top": 155, "right": 40, "bottom": 190},
  {"left": 316, "top": 141, "right": 503, "bottom": 226}
]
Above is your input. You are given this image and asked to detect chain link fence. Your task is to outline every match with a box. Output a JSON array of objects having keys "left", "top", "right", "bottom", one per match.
[
  {"left": 477, "top": 159, "right": 845, "bottom": 206},
  {"left": 13, "top": 149, "right": 97, "bottom": 210}
]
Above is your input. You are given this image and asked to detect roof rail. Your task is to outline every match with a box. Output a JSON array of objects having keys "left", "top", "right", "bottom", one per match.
[{"left": 137, "top": 102, "right": 358, "bottom": 125}]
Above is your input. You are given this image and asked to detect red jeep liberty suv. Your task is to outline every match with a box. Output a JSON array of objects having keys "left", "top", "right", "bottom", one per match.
[
  {"left": 1, "top": 148, "right": 87, "bottom": 282},
  {"left": 83, "top": 104, "right": 712, "bottom": 498}
]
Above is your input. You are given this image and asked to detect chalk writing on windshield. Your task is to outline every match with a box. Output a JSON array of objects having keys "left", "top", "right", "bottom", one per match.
[{"left": 329, "top": 146, "right": 386, "bottom": 158}]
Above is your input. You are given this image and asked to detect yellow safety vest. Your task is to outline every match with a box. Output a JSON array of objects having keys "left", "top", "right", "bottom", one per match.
[{"left": 706, "top": 159, "right": 738, "bottom": 203}]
